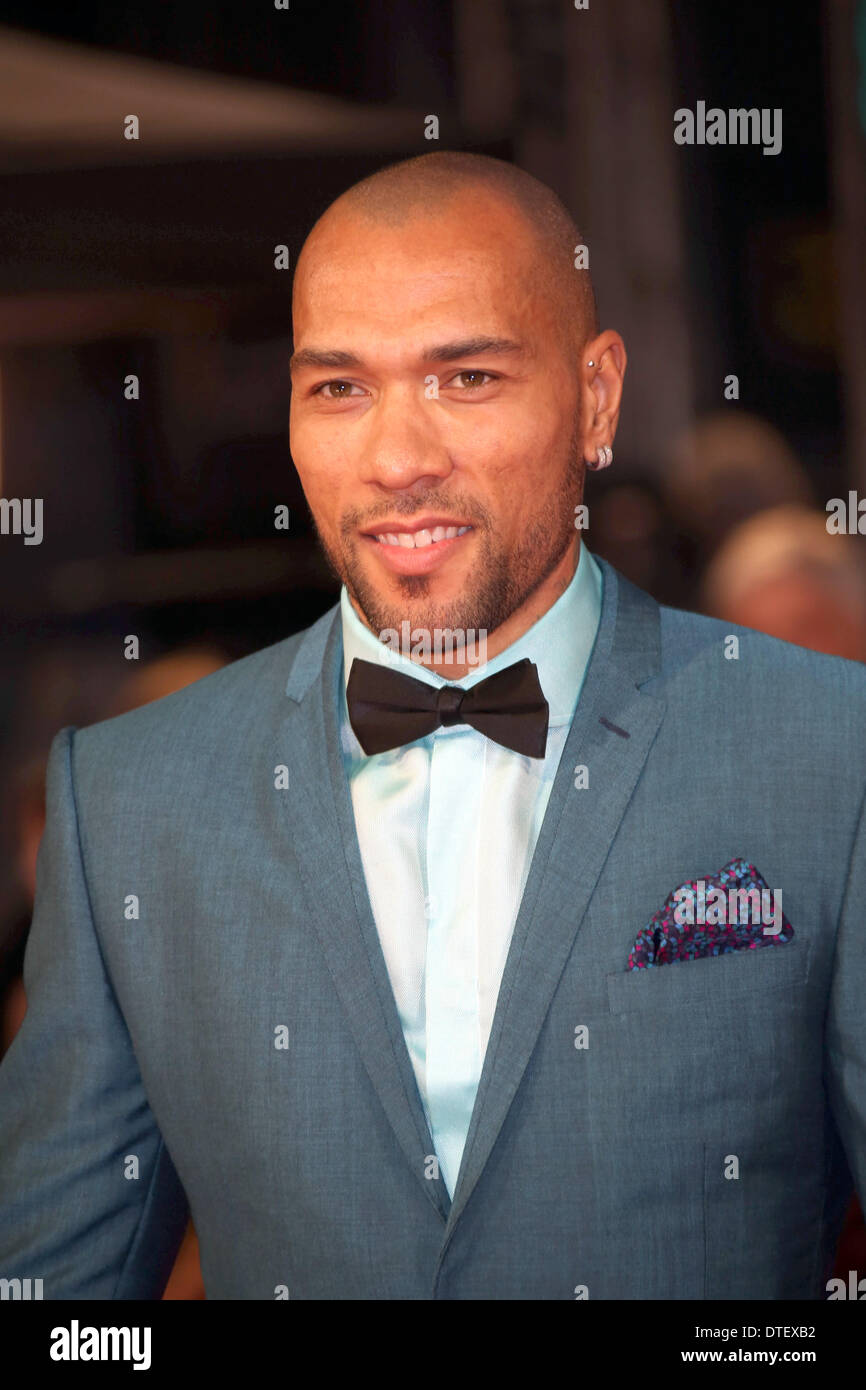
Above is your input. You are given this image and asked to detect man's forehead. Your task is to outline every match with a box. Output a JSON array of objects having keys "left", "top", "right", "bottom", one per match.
[
  {"left": 299, "top": 242, "right": 523, "bottom": 311},
  {"left": 294, "top": 229, "right": 549, "bottom": 347}
]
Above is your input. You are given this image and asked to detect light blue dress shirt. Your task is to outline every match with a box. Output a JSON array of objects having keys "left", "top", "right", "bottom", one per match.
[{"left": 338, "top": 542, "right": 603, "bottom": 1196}]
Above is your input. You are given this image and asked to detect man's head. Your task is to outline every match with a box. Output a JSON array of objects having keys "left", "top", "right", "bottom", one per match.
[{"left": 289, "top": 151, "right": 626, "bottom": 672}]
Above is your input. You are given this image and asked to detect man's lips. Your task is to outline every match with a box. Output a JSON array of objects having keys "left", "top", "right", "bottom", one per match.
[
  {"left": 359, "top": 518, "right": 475, "bottom": 575},
  {"left": 359, "top": 515, "right": 473, "bottom": 539}
]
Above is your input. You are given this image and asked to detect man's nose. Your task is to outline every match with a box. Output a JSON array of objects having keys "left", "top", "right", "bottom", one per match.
[{"left": 358, "top": 385, "right": 452, "bottom": 490}]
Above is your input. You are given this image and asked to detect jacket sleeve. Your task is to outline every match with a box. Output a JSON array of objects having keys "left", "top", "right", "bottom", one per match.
[
  {"left": 0, "top": 726, "right": 189, "bottom": 1299},
  {"left": 825, "top": 780, "right": 866, "bottom": 1210}
]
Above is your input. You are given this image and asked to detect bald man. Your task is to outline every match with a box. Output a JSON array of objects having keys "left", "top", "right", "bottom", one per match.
[{"left": 1, "top": 152, "right": 865, "bottom": 1302}]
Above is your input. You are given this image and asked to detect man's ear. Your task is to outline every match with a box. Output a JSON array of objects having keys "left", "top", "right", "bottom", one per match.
[{"left": 580, "top": 331, "right": 627, "bottom": 464}]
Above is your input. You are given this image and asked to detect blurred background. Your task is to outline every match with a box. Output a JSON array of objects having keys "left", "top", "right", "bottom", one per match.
[{"left": 1, "top": 0, "right": 865, "bottom": 1298}]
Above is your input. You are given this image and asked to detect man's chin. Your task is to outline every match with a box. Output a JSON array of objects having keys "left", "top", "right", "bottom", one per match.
[
  {"left": 353, "top": 596, "right": 472, "bottom": 640},
  {"left": 350, "top": 562, "right": 463, "bottom": 622}
]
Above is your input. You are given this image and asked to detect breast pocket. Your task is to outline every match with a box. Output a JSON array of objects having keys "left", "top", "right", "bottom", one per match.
[{"left": 606, "top": 936, "right": 812, "bottom": 1016}]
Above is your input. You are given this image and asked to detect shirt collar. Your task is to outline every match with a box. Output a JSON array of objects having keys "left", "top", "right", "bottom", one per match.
[{"left": 339, "top": 541, "right": 603, "bottom": 732}]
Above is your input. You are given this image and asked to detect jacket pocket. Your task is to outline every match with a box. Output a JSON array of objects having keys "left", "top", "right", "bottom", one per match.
[{"left": 606, "top": 936, "right": 812, "bottom": 1015}]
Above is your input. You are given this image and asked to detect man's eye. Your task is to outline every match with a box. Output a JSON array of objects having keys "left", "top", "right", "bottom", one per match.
[
  {"left": 450, "top": 370, "right": 496, "bottom": 390},
  {"left": 315, "top": 380, "right": 362, "bottom": 399}
]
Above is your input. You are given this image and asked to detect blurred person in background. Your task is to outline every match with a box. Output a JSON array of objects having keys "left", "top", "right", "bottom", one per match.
[
  {"left": 701, "top": 504, "right": 866, "bottom": 662},
  {"left": 664, "top": 412, "right": 816, "bottom": 601}
]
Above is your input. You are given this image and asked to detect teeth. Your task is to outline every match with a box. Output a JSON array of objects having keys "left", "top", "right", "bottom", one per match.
[{"left": 375, "top": 525, "right": 472, "bottom": 548}]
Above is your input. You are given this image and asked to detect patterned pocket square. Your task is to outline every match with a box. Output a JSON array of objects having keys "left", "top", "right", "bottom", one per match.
[{"left": 627, "top": 857, "right": 793, "bottom": 970}]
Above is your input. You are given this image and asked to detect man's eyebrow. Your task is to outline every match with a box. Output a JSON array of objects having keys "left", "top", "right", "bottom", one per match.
[
  {"left": 289, "top": 336, "right": 525, "bottom": 374},
  {"left": 424, "top": 336, "right": 524, "bottom": 363},
  {"left": 290, "top": 347, "right": 362, "bottom": 372}
]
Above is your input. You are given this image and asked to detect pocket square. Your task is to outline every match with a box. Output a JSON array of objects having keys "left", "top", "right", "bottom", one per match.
[{"left": 627, "top": 857, "right": 793, "bottom": 970}]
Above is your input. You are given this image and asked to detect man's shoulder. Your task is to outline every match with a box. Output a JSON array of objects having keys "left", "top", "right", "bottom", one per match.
[
  {"left": 603, "top": 558, "right": 866, "bottom": 711},
  {"left": 648, "top": 596, "right": 866, "bottom": 792},
  {"left": 656, "top": 598, "right": 866, "bottom": 703},
  {"left": 72, "top": 603, "right": 339, "bottom": 772}
]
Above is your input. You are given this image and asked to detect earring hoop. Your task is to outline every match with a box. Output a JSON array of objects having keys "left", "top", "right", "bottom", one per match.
[{"left": 587, "top": 445, "right": 613, "bottom": 471}]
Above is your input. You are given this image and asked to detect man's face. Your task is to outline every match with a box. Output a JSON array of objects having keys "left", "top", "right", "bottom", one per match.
[{"left": 289, "top": 188, "right": 584, "bottom": 647}]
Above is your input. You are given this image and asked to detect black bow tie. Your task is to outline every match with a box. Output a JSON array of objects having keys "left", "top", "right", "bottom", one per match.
[{"left": 346, "top": 655, "right": 549, "bottom": 759}]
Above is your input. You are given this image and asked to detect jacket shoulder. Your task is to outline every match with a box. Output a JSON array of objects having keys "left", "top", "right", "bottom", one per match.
[
  {"left": 657, "top": 600, "right": 866, "bottom": 701},
  {"left": 71, "top": 605, "right": 338, "bottom": 776}
]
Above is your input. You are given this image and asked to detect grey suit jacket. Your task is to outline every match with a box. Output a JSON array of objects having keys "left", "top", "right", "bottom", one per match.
[{"left": 1, "top": 556, "right": 865, "bottom": 1299}]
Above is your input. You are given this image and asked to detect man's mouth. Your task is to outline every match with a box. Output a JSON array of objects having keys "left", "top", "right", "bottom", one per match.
[
  {"left": 359, "top": 517, "right": 476, "bottom": 573},
  {"left": 372, "top": 524, "right": 473, "bottom": 550}
]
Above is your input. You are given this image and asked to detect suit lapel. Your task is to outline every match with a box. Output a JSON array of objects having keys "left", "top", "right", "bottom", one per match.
[
  {"left": 276, "top": 606, "right": 451, "bottom": 1222},
  {"left": 439, "top": 558, "right": 667, "bottom": 1242}
]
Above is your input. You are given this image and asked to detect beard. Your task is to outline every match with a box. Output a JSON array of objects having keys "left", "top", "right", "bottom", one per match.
[{"left": 311, "top": 422, "right": 584, "bottom": 644}]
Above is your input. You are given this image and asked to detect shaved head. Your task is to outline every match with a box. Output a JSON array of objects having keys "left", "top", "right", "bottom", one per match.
[{"left": 296, "top": 150, "right": 599, "bottom": 356}]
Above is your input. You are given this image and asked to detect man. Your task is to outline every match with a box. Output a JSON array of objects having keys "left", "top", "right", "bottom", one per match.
[{"left": 1, "top": 152, "right": 864, "bottom": 1300}]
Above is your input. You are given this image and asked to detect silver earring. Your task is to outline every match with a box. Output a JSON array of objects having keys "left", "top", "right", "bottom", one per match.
[
  {"left": 587, "top": 445, "right": 613, "bottom": 471},
  {"left": 587, "top": 359, "right": 595, "bottom": 367}
]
